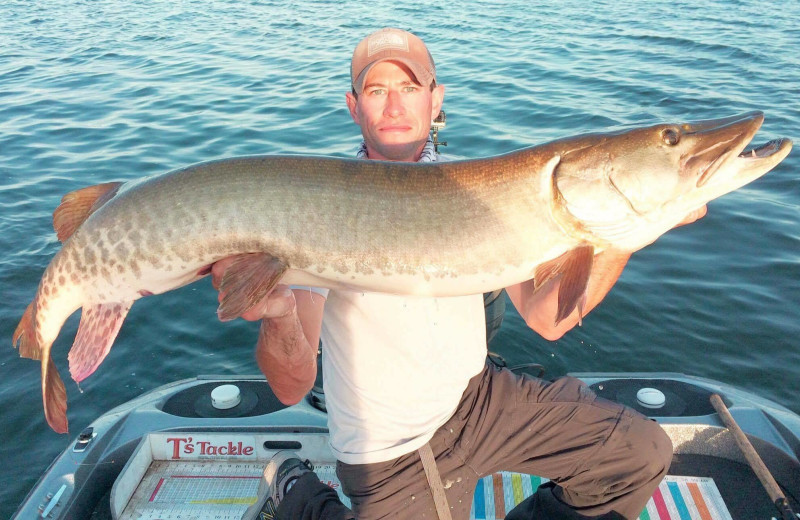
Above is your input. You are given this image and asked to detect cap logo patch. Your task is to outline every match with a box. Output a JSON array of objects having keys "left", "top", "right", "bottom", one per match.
[{"left": 367, "top": 32, "right": 409, "bottom": 57}]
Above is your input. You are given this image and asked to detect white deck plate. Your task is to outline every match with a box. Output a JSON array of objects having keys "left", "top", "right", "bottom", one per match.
[{"left": 116, "top": 461, "right": 350, "bottom": 519}]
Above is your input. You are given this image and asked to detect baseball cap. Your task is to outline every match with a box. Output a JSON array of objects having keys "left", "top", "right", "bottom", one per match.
[{"left": 350, "top": 28, "right": 436, "bottom": 95}]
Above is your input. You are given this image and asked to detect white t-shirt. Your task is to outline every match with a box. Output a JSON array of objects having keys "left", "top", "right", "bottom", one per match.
[
  {"left": 303, "top": 139, "right": 487, "bottom": 464},
  {"left": 321, "top": 291, "right": 487, "bottom": 464}
]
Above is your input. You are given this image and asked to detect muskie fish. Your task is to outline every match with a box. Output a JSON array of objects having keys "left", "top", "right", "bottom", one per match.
[{"left": 13, "top": 112, "right": 792, "bottom": 433}]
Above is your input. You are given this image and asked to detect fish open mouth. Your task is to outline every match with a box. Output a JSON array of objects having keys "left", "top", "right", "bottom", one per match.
[
  {"left": 696, "top": 133, "right": 792, "bottom": 190},
  {"left": 739, "top": 138, "right": 790, "bottom": 159},
  {"left": 697, "top": 126, "right": 791, "bottom": 188}
]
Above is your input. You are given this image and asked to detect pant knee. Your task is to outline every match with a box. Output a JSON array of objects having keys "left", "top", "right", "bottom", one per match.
[{"left": 630, "top": 416, "right": 673, "bottom": 480}]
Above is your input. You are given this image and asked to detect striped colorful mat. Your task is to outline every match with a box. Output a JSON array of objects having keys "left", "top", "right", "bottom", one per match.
[
  {"left": 639, "top": 476, "right": 732, "bottom": 520},
  {"left": 315, "top": 466, "right": 731, "bottom": 520},
  {"left": 469, "top": 473, "right": 731, "bottom": 520}
]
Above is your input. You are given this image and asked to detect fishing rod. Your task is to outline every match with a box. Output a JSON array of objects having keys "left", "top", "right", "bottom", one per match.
[{"left": 709, "top": 393, "right": 798, "bottom": 520}]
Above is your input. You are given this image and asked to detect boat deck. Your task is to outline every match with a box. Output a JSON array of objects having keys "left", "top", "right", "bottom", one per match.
[{"left": 15, "top": 374, "right": 800, "bottom": 519}]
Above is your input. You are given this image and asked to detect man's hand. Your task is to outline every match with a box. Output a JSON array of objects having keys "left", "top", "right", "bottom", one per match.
[
  {"left": 675, "top": 205, "right": 707, "bottom": 228},
  {"left": 635, "top": 204, "right": 709, "bottom": 252},
  {"left": 211, "top": 257, "right": 297, "bottom": 322}
]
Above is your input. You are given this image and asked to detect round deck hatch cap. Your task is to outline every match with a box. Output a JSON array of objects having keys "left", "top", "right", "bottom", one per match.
[
  {"left": 211, "top": 384, "right": 241, "bottom": 409},
  {"left": 636, "top": 387, "right": 666, "bottom": 409}
]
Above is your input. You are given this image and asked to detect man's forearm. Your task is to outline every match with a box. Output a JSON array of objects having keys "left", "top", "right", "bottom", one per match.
[{"left": 256, "top": 312, "right": 317, "bottom": 405}]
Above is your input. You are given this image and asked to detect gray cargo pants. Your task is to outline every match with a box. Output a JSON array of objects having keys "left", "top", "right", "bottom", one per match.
[{"left": 278, "top": 363, "right": 672, "bottom": 519}]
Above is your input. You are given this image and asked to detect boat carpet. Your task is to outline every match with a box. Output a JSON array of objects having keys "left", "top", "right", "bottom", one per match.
[
  {"left": 667, "top": 453, "right": 799, "bottom": 520},
  {"left": 318, "top": 455, "right": 798, "bottom": 520}
]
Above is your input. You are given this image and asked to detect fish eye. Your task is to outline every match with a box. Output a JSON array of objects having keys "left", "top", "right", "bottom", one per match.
[{"left": 662, "top": 128, "right": 680, "bottom": 146}]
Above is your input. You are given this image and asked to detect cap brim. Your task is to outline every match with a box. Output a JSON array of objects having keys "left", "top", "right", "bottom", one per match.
[{"left": 353, "top": 57, "right": 434, "bottom": 95}]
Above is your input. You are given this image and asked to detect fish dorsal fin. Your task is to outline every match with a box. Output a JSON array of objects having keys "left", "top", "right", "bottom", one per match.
[
  {"left": 217, "top": 253, "right": 288, "bottom": 321},
  {"left": 68, "top": 301, "right": 134, "bottom": 383},
  {"left": 53, "top": 181, "right": 123, "bottom": 242},
  {"left": 534, "top": 244, "right": 595, "bottom": 326}
]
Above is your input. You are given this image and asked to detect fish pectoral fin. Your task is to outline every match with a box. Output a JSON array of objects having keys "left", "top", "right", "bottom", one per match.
[
  {"left": 53, "top": 181, "right": 123, "bottom": 242},
  {"left": 43, "top": 357, "right": 68, "bottom": 434},
  {"left": 534, "top": 245, "right": 595, "bottom": 326},
  {"left": 217, "top": 253, "right": 288, "bottom": 321},
  {"left": 68, "top": 301, "right": 134, "bottom": 383}
]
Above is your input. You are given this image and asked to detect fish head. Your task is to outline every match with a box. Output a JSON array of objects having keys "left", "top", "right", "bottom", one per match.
[{"left": 552, "top": 111, "right": 792, "bottom": 250}]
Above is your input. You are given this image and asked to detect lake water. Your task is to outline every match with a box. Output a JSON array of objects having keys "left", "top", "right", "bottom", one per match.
[{"left": 1, "top": 0, "right": 798, "bottom": 515}]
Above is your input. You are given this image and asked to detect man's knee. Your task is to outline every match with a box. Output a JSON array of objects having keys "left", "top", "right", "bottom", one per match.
[{"left": 628, "top": 415, "right": 673, "bottom": 481}]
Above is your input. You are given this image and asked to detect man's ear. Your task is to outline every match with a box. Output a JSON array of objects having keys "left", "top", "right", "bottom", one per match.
[
  {"left": 430, "top": 84, "right": 445, "bottom": 121},
  {"left": 346, "top": 92, "right": 359, "bottom": 123}
]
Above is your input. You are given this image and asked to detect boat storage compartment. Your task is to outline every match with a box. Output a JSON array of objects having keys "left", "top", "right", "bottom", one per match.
[{"left": 110, "top": 431, "right": 341, "bottom": 519}]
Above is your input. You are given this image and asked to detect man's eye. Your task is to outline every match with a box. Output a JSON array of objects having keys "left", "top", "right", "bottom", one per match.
[
  {"left": 368, "top": 88, "right": 385, "bottom": 95},
  {"left": 403, "top": 86, "right": 418, "bottom": 93}
]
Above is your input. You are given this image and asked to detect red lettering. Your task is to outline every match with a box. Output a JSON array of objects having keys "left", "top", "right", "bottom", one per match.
[
  {"left": 170, "top": 438, "right": 256, "bottom": 458},
  {"left": 166, "top": 437, "right": 191, "bottom": 459}
]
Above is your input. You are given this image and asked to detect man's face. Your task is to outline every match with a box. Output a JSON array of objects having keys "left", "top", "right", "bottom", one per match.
[{"left": 346, "top": 60, "right": 444, "bottom": 162}]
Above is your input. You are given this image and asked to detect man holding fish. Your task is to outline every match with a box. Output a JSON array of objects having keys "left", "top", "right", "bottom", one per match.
[
  {"left": 229, "top": 28, "right": 703, "bottom": 520},
  {"left": 22, "top": 17, "right": 790, "bottom": 517}
]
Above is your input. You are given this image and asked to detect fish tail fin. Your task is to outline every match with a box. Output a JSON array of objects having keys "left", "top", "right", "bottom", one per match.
[
  {"left": 68, "top": 301, "right": 134, "bottom": 383},
  {"left": 14, "top": 297, "right": 69, "bottom": 433},
  {"left": 13, "top": 299, "right": 42, "bottom": 360},
  {"left": 217, "top": 253, "right": 287, "bottom": 321},
  {"left": 43, "top": 356, "right": 69, "bottom": 434}
]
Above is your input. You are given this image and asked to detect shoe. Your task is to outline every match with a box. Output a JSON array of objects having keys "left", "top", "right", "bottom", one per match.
[{"left": 242, "top": 451, "right": 314, "bottom": 520}]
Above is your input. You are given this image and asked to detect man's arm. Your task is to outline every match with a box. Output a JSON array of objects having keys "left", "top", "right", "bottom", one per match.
[
  {"left": 507, "top": 205, "right": 708, "bottom": 341},
  {"left": 211, "top": 259, "right": 323, "bottom": 405}
]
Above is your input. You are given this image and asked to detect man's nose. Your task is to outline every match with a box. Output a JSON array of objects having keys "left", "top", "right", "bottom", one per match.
[{"left": 383, "top": 90, "right": 404, "bottom": 116}]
